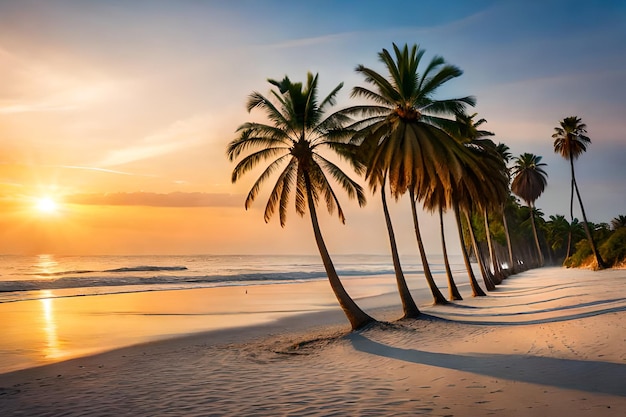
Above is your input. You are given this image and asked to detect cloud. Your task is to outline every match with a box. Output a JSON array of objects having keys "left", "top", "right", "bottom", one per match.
[
  {"left": 59, "top": 165, "right": 152, "bottom": 176},
  {"left": 97, "top": 114, "right": 211, "bottom": 167},
  {"left": 0, "top": 43, "right": 124, "bottom": 114},
  {"left": 65, "top": 191, "right": 242, "bottom": 207}
]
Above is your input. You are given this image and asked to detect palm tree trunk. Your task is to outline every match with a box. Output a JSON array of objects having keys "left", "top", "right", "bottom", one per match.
[
  {"left": 454, "top": 202, "right": 485, "bottom": 297},
  {"left": 565, "top": 167, "right": 574, "bottom": 264},
  {"left": 465, "top": 210, "right": 496, "bottom": 291},
  {"left": 409, "top": 189, "right": 448, "bottom": 305},
  {"left": 567, "top": 156, "right": 575, "bottom": 259},
  {"left": 529, "top": 203, "right": 544, "bottom": 267},
  {"left": 501, "top": 205, "right": 516, "bottom": 274},
  {"left": 483, "top": 208, "right": 503, "bottom": 284},
  {"left": 305, "top": 177, "right": 375, "bottom": 330},
  {"left": 565, "top": 228, "right": 572, "bottom": 264},
  {"left": 571, "top": 165, "right": 606, "bottom": 269},
  {"left": 439, "top": 207, "right": 462, "bottom": 300},
  {"left": 381, "top": 178, "right": 421, "bottom": 318}
]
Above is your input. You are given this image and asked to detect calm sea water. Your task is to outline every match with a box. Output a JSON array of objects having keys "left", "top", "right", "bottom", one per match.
[{"left": 0, "top": 254, "right": 465, "bottom": 304}]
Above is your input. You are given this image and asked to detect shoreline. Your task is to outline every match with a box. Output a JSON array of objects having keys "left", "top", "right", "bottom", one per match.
[
  {"left": 1, "top": 267, "right": 625, "bottom": 416},
  {"left": 0, "top": 274, "right": 411, "bottom": 374}
]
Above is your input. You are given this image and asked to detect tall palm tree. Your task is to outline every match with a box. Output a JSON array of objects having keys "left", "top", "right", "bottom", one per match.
[
  {"left": 453, "top": 114, "right": 508, "bottom": 284},
  {"left": 343, "top": 43, "right": 475, "bottom": 307},
  {"left": 453, "top": 201, "right": 486, "bottom": 296},
  {"left": 552, "top": 116, "right": 606, "bottom": 269},
  {"left": 495, "top": 143, "right": 517, "bottom": 274},
  {"left": 446, "top": 113, "right": 508, "bottom": 289},
  {"left": 511, "top": 153, "right": 548, "bottom": 267},
  {"left": 422, "top": 178, "right": 463, "bottom": 300},
  {"left": 227, "top": 73, "right": 375, "bottom": 330}
]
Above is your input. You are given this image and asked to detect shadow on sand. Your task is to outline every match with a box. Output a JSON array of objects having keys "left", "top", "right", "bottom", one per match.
[{"left": 348, "top": 332, "right": 626, "bottom": 397}]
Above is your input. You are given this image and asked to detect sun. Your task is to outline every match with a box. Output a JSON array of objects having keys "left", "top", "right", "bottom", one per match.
[{"left": 36, "top": 197, "right": 59, "bottom": 214}]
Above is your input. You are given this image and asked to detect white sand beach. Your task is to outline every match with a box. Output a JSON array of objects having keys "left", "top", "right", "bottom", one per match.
[{"left": 0, "top": 266, "right": 624, "bottom": 416}]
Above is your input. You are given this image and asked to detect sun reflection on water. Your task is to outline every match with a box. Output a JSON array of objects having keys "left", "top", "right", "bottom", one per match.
[
  {"left": 36, "top": 254, "right": 59, "bottom": 277},
  {"left": 40, "top": 290, "right": 62, "bottom": 359}
]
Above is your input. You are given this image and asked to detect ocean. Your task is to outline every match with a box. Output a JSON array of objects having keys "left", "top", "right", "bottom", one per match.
[{"left": 0, "top": 253, "right": 464, "bottom": 304}]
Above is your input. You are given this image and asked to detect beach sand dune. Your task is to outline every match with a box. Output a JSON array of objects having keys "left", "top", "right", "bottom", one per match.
[{"left": 1, "top": 267, "right": 624, "bottom": 416}]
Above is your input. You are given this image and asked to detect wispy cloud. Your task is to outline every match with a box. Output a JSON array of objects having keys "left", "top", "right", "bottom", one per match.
[
  {"left": 65, "top": 191, "right": 242, "bottom": 207},
  {"left": 97, "top": 115, "right": 211, "bottom": 167},
  {"left": 59, "top": 165, "right": 153, "bottom": 177},
  {"left": 263, "top": 32, "right": 357, "bottom": 49},
  {"left": 0, "top": 43, "right": 124, "bottom": 114}
]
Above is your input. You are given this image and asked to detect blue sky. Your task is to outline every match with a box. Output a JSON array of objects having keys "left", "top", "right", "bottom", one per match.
[{"left": 0, "top": 0, "right": 624, "bottom": 255}]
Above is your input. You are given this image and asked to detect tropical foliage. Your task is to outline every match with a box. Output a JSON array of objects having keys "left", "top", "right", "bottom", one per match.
[
  {"left": 227, "top": 43, "right": 623, "bottom": 331},
  {"left": 342, "top": 43, "right": 476, "bottom": 308}
]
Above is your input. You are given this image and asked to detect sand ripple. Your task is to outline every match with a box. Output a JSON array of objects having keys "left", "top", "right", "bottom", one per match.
[{"left": 1, "top": 267, "right": 624, "bottom": 416}]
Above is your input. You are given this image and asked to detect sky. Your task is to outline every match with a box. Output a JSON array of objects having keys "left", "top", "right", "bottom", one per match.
[{"left": 0, "top": 0, "right": 625, "bottom": 256}]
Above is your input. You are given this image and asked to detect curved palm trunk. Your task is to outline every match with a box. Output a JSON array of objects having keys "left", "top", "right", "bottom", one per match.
[
  {"left": 381, "top": 179, "right": 421, "bottom": 318},
  {"left": 571, "top": 159, "right": 606, "bottom": 269},
  {"left": 439, "top": 207, "right": 462, "bottom": 300},
  {"left": 483, "top": 208, "right": 503, "bottom": 284},
  {"left": 465, "top": 210, "right": 496, "bottom": 291},
  {"left": 409, "top": 189, "right": 448, "bottom": 305},
  {"left": 529, "top": 203, "right": 544, "bottom": 267},
  {"left": 305, "top": 179, "right": 375, "bottom": 330},
  {"left": 454, "top": 202, "right": 485, "bottom": 297},
  {"left": 501, "top": 205, "right": 516, "bottom": 275}
]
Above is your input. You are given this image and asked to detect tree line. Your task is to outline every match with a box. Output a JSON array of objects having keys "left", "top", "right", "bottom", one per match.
[{"left": 227, "top": 43, "right": 625, "bottom": 330}]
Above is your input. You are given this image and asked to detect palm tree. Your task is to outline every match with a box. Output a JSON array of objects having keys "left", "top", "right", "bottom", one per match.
[
  {"left": 511, "top": 153, "right": 548, "bottom": 267},
  {"left": 552, "top": 116, "right": 606, "bottom": 269},
  {"left": 227, "top": 73, "right": 375, "bottom": 330},
  {"left": 453, "top": 201, "right": 486, "bottom": 296},
  {"left": 543, "top": 214, "right": 571, "bottom": 263},
  {"left": 495, "top": 143, "right": 517, "bottom": 274},
  {"left": 446, "top": 113, "right": 509, "bottom": 290},
  {"left": 343, "top": 43, "right": 475, "bottom": 307},
  {"left": 453, "top": 114, "right": 509, "bottom": 284},
  {"left": 422, "top": 178, "right": 463, "bottom": 300}
]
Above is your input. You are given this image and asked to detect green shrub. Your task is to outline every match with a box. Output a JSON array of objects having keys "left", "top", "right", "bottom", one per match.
[
  {"left": 600, "top": 227, "right": 626, "bottom": 267},
  {"left": 564, "top": 239, "right": 592, "bottom": 268}
]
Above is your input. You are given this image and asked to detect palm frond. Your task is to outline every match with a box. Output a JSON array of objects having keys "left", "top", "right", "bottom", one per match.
[
  {"left": 227, "top": 128, "right": 290, "bottom": 161},
  {"left": 264, "top": 157, "right": 297, "bottom": 226},
  {"left": 319, "top": 82, "right": 344, "bottom": 113},
  {"left": 314, "top": 153, "right": 367, "bottom": 207},
  {"left": 422, "top": 97, "right": 476, "bottom": 115},
  {"left": 231, "top": 147, "right": 289, "bottom": 182},
  {"left": 244, "top": 154, "right": 291, "bottom": 209}
]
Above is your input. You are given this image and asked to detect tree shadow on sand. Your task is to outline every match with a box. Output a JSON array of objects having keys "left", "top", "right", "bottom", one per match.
[
  {"left": 436, "top": 300, "right": 626, "bottom": 324},
  {"left": 348, "top": 332, "right": 626, "bottom": 396}
]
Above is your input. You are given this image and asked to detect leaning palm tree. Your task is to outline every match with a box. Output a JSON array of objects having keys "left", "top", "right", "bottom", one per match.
[
  {"left": 227, "top": 73, "right": 375, "bottom": 330},
  {"left": 452, "top": 113, "right": 508, "bottom": 285},
  {"left": 552, "top": 116, "right": 606, "bottom": 269},
  {"left": 511, "top": 153, "right": 548, "bottom": 267},
  {"left": 343, "top": 43, "right": 475, "bottom": 307},
  {"left": 422, "top": 179, "right": 463, "bottom": 300}
]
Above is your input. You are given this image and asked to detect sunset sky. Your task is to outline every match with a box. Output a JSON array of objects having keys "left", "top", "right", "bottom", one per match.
[{"left": 1, "top": 0, "right": 624, "bottom": 256}]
